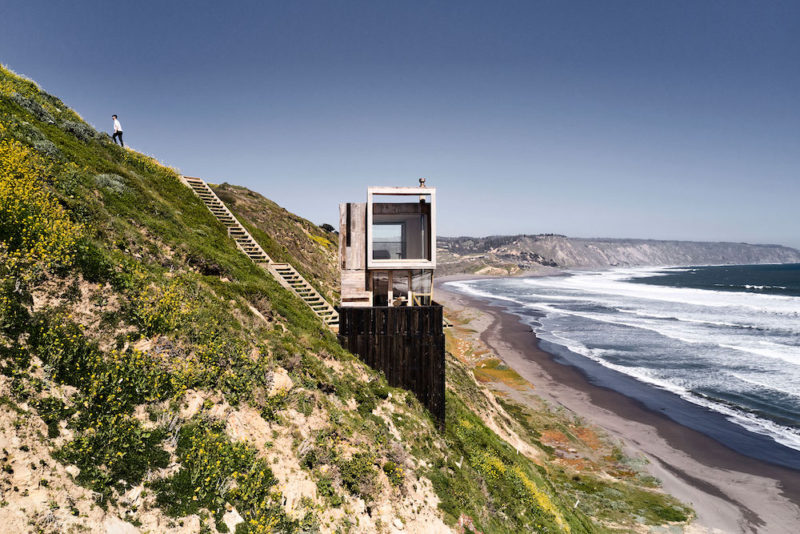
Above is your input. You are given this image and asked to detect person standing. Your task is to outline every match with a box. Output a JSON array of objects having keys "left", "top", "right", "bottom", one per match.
[{"left": 112, "top": 115, "right": 124, "bottom": 147}]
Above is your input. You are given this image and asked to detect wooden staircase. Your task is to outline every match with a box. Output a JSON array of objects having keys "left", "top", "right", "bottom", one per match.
[{"left": 181, "top": 176, "right": 339, "bottom": 330}]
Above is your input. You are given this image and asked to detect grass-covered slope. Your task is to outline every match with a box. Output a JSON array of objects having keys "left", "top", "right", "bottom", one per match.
[
  {"left": 0, "top": 64, "right": 692, "bottom": 533},
  {"left": 210, "top": 183, "right": 339, "bottom": 305}
]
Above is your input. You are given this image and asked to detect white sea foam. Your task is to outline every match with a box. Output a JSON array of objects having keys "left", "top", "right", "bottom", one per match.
[
  {"left": 540, "top": 328, "right": 800, "bottom": 451},
  {"left": 450, "top": 267, "right": 800, "bottom": 452},
  {"left": 731, "top": 373, "right": 800, "bottom": 399},
  {"left": 445, "top": 281, "right": 524, "bottom": 305},
  {"left": 519, "top": 269, "right": 800, "bottom": 314}
]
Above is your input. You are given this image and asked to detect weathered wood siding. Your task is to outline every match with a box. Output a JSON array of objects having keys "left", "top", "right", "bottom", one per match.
[
  {"left": 339, "top": 202, "right": 366, "bottom": 271},
  {"left": 339, "top": 202, "right": 372, "bottom": 306},
  {"left": 337, "top": 305, "right": 446, "bottom": 425}
]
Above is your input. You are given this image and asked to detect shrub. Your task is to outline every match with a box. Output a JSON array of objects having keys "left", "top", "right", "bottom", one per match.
[
  {"left": 131, "top": 277, "right": 195, "bottom": 335},
  {"left": 382, "top": 460, "right": 404, "bottom": 487},
  {"left": 33, "top": 396, "right": 73, "bottom": 438},
  {"left": 0, "top": 139, "right": 82, "bottom": 282},
  {"left": 354, "top": 385, "right": 377, "bottom": 417},
  {"left": 9, "top": 93, "right": 55, "bottom": 124},
  {"left": 32, "top": 138, "right": 61, "bottom": 159},
  {"left": 94, "top": 173, "right": 128, "bottom": 195},
  {"left": 74, "top": 240, "right": 116, "bottom": 283},
  {"left": 59, "top": 120, "right": 96, "bottom": 142},
  {"left": 58, "top": 414, "right": 169, "bottom": 500},
  {"left": 154, "top": 419, "right": 294, "bottom": 533},
  {"left": 30, "top": 314, "right": 173, "bottom": 414},
  {"left": 315, "top": 476, "right": 343, "bottom": 507},
  {"left": 260, "top": 391, "right": 287, "bottom": 421},
  {"left": 338, "top": 452, "right": 378, "bottom": 501}
]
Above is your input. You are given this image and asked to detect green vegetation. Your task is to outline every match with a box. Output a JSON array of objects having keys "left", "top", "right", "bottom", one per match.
[
  {"left": 497, "top": 395, "right": 692, "bottom": 527},
  {"left": 0, "top": 64, "right": 692, "bottom": 533},
  {"left": 211, "top": 183, "right": 340, "bottom": 304},
  {"left": 153, "top": 419, "right": 294, "bottom": 532}
]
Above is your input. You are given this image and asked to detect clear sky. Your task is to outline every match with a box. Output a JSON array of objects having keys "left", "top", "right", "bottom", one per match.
[{"left": 2, "top": 1, "right": 799, "bottom": 247}]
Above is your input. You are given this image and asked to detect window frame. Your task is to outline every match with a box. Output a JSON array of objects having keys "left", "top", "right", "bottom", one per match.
[{"left": 366, "top": 186, "right": 436, "bottom": 270}]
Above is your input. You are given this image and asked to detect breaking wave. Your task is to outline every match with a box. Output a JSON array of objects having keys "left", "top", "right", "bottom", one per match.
[{"left": 446, "top": 265, "right": 800, "bottom": 454}]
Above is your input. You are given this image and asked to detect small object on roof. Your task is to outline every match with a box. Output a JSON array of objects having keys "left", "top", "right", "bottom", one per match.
[{"left": 419, "top": 177, "right": 426, "bottom": 187}]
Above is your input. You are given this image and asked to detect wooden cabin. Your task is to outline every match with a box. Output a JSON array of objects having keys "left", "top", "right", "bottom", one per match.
[
  {"left": 336, "top": 180, "right": 445, "bottom": 425},
  {"left": 339, "top": 181, "right": 436, "bottom": 308}
]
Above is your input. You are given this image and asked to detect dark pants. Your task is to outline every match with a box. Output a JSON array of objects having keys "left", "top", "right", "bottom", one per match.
[{"left": 112, "top": 131, "right": 124, "bottom": 147}]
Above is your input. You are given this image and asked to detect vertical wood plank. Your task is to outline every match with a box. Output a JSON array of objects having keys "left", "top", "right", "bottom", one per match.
[{"left": 336, "top": 304, "right": 445, "bottom": 427}]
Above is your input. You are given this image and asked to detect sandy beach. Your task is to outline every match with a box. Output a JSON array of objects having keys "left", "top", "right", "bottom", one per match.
[{"left": 437, "top": 279, "right": 800, "bottom": 534}]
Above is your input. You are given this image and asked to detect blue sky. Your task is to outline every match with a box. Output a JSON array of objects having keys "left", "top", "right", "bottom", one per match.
[{"left": 2, "top": 1, "right": 799, "bottom": 247}]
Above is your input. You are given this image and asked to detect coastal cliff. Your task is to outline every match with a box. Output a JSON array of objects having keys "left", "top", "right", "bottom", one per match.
[
  {"left": 1, "top": 65, "right": 694, "bottom": 533},
  {"left": 438, "top": 234, "right": 800, "bottom": 275}
]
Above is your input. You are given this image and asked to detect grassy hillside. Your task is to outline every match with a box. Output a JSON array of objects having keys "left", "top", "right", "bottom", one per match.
[
  {"left": 210, "top": 183, "right": 339, "bottom": 305},
  {"left": 0, "top": 64, "right": 691, "bottom": 533}
]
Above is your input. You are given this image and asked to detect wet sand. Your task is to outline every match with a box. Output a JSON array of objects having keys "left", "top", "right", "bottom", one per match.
[{"left": 437, "top": 281, "right": 800, "bottom": 534}]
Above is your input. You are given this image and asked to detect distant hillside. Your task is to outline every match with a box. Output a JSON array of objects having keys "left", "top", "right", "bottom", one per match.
[{"left": 438, "top": 234, "right": 800, "bottom": 275}]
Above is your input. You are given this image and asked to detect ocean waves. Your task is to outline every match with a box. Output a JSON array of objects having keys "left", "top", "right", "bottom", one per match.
[{"left": 446, "top": 265, "right": 800, "bottom": 454}]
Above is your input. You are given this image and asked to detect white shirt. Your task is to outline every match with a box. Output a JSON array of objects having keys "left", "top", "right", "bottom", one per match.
[{"left": 113, "top": 119, "right": 123, "bottom": 132}]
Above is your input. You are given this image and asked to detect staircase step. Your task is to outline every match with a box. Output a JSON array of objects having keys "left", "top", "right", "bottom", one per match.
[{"left": 184, "top": 176, "right": 338, "bottom": 331}]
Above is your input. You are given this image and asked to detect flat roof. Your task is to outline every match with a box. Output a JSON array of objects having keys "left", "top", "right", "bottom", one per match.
[{"left": 368, "top": 186, "right": 436, "bottom": 195}]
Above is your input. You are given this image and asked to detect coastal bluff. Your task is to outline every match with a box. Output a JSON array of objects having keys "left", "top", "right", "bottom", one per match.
[{"left": 438, "top": 234, "right": 800, "bottom": 275}]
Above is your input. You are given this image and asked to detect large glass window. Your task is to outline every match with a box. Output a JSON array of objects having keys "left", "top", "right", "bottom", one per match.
[
  {"left": 411, "top": 270, "right": 433, "bottom": 305},
  {"left": 372, "top": 222, "right": 406, "bottom": 260},
  {"left": 371, "top": 271, "right": 389, "bottom": 306},
  {"left": 367, "top": 188, "right": 435, "bottom": 268},
  {"left": 371, "top": 207, "right": 430, "bottom": 261},
  {"left": 392, "top": 271, "right": 409, "bottom": 306}
]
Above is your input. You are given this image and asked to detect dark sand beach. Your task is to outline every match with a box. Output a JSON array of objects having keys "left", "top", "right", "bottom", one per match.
[{"left": 437, "top": 280, "right": 800, "bottom": 533}]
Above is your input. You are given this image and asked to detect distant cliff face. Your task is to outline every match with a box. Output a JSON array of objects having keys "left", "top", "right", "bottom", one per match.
[{"left": 438, "top": 234, "right": 800, "bottom": 274}]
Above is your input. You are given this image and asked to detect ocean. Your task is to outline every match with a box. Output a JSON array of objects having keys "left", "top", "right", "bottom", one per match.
[{"left": 446, "top": 263, "right": 800, "bottom": 469}]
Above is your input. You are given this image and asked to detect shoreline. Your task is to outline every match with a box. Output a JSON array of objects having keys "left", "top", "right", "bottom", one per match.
[{"left": 437, "top": 282, "right": 800, "bottom": 533}]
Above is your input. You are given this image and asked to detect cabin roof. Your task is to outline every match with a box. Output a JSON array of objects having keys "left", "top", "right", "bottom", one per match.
[{"left": 368, "top": 186, "right": 436, "bottom": 196}]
